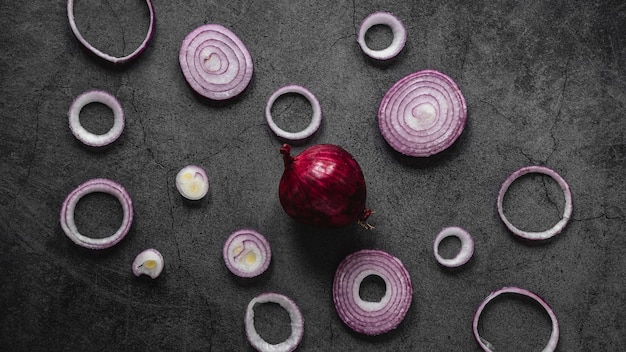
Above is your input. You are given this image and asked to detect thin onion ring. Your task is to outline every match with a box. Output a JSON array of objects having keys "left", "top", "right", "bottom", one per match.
[
  {"left": 265, "top": 85, "right": 322, "bottom": 141},
  {"left": 245, "top": 292, "right": 304, "bottom": 352},
  {"left": 67, "top": 0, "right": 155, "bottom": 64},
  {"left": 497, "top": 166, "right": 573, "bottom": 240},
  {"left": 472, "top": 286, "right": 559, "bottom": 351},
  {"left": 60, "top": 178, "right": 133, "bottom": 249},
  {"left": 223, "top": 228, "right": 271, "bottom": 278},
  {"left": 433, "top": 226, "right": 474, "bottom": 268},
  {"left": 357, "top": 12, "right": 407, "bottom": 60},
  {"left": 68, "top": 90, "right": 125, "bottom": 147}
]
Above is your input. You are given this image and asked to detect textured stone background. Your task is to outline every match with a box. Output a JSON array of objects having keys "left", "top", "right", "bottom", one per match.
[{"left": 1, "top": 0, "right": 625, "bottom": 351}]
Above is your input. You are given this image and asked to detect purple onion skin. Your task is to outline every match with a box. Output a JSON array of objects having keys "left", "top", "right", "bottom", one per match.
[{"left": 279, "top": 144, "right": 371, "bottom": 228}]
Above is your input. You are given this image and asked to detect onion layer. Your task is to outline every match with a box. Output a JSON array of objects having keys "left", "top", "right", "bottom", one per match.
[
  {"left": 265, "top": 85, "right": 322, "bottom": 141},
  {"left": 60, "top": 178, "right": 133, "bottom": 249},
  {"left": 472, "top": 287, "right": 559, "bottom": 352},
  {"left": 333, "top": 249, "right": 412, "bottom": 335},
  {"left": 175, "top": 165, "right": 209, "bottom": 201},
  {"left": 245, "top": 292, "right": 304, "bottom": 352},
  {"left": 223, "top": 229, "right": 271, "bottom": 278},
  {"left": 68, "top": 90, "right": 125, "bottom": 147},
  {"left": 357, "top": 12, "right": 406, "bottom": 60},
  {"left": 67, "top": 0, "right": 155, "bottom": 64},
  {"left": 497, "top": 166, "right": 573, "bottom": 240},
  {"left": 378, "top": 70, "right": 467, "bottom": 157},
  {"left": 132, "top": 248, "right": 164, "bottom": 279},
  {"left": 179, "top": 24, "right": 253, "bottom": 100},
  {"left": 433, "top": 226, "right": 474, "bottom": 268}
]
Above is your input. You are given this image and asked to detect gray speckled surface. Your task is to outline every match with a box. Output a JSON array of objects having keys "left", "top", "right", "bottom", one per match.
[{"left": 1, "top": 1, "right": 625, "bottom": 351}]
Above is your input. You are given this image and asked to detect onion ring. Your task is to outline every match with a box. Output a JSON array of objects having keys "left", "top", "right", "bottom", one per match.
[
  {"left": 245, "top": 292, "right": 304, "bottom": 352},
  {"left": 378, "top": 69, "right": 467, "bottom": 157},
  {"left": 497, "top": 166, "right": 573, "bottom": 240},
  {"left": 132, "top": 248, "right": 164, "bottom": 279},
  {"left": 333, "top": 249, "right": 412, "bottom": 335},
  {"left": 433, "top": 226, "right": 474, "bottom": 268},
  {"left": 357, "top": 12, "right": 407, "bottom": 61},
  {"left": 67, "top": 0, "right": 155, "bottom": 64},
  {"left": 472, "top": 286, "right": 559, "bottom": 351},
  {"left": 223, "top": 229, "right": 271, "bottom": 278},
  {"left": 60, "top": 178, "right": 133, "bottom": 249},
  {"left": 68, "top": 90, "right": 125, "bottom": 147},
  {"left": 179, "top": 24, "right": 254, "bottom": 100},
  {"left": 175, "top": 165, "right": 209, "bottom": 201},
  {"left": 265, "top": 85, "right": 322, "bottom": 141}
]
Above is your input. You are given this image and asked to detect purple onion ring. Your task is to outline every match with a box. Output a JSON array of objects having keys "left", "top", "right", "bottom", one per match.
[
  {"left": 265, "top": 85, "right": 322, "bottom": 141},
  {"left": 223, "top": 229, "right": 271, "bottom": 278},
  {"left": 433, "top": 226, "right": 474, "bottom": 268},
  {"left": 357, "top": 12, "right": 406, "bottom": 60},
  {"left": 68, "top": 90, "right": 125, "bottom": 147},
  {"left": 245, "top": 292, "right": 304, "bottom": 352}
]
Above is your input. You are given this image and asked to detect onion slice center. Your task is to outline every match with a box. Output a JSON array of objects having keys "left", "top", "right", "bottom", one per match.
[
  {"left": 223, "top": 229, "right": 271, "bottom": 278},
  {"left": 245, "top": 292, "right": 304, "bottom": 352},
  {"left": 132, "top": 248, "right": 164, "bottom": 279}
]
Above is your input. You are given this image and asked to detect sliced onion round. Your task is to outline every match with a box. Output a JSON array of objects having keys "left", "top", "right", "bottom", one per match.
[
  {"left": 175, "top": 165, "right": 209, "bottom": 201},
  {"left": 132, "top": 248, "right": 164, "bottom": 279},
  {"left": 357, "top": 12, "right": 406, "bottom": 60},
  {"left": 68, "top": 90, "right": 125, "bottom": 147},
  {"left": 497, "top": 166, "right": 573, "bottom": 240},
  {"left": 245, "top": 292, "right": 304, "bottom": 352},
  {"left": 60, "top": 178, "right": 133, "bottom": 249},
  {"left": 473, "top": 287, "right": 559, "bottom": 352},
  {"left": 223, "top": 229, "right": 271, "bottom": 278},
  {"left": 433, "top": 226, "right": 474, "bottom": 268},
  {"left": 67, "top": 0, "right": 155, "bottom": 64},
  {"left": 333, "top": 249, "right": 412, "bottom": 335},
  {"left": 179, "top": 24, "right": 253, "bottom": 100},
  {"left": 378, "top": 70, "right": 467, "bottom": 157},
  {"left": 265, "top": 85, "right": 322, "bottom": 141}
]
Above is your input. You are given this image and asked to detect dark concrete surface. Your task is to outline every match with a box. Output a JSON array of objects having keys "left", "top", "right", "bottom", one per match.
[{"left": 1, "top": 1, "right": 625, "bottom": 351}]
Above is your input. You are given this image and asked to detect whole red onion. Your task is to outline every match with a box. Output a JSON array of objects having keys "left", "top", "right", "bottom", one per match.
[{"left": 278, "top": 144, "right": 372, "bottom": 228}]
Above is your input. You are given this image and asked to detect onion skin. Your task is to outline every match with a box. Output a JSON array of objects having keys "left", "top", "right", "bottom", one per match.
[{"left": 278, "top": 144, "right": 372, "bottom": 228}]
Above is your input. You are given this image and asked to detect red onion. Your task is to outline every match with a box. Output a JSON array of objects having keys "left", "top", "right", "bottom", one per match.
[
  {"left": 68, "top": 90, "right": 125, "bottom": 147},
  {"left": 278, "top": 144, "right": 372, "bottom": 228},
  {"left": 132, "top": 248, "right": 164, "bottom": 279},
  {"left": 497, "top": 166, "right": 573, "bottom": 240},
  {"left": 245, "top": 292, "right": 304, "bottom": 352},
  {"left": 433, "top": 226, "right": 474, "bottom": 268},
  {"left": 179, "top": 24, "right": 253, "bottom": 100},
  {"left": 67, "top": 0, "right": 155, "bottom": 64},
  {"left": 378, "top": 70, "right": 467, "bottom": 157},
  {"left": 223, "top": 229, "right": 271, "bottom": 278},
  {"left": 175, "top": 165, "right": 209, "bottom": 201},
  {"left": 265, "top": 85, "right": 322, "bottom": 141},
  {"left": 473, "top": 287, "right": 559, "bottom": 351},
  {"left": 357, "top": 12, "right": 406, "bottom": 61},
  {"left": 333, "top": 249, "right": 413, "bottom": 335},
  {"left": 60, "top": 178, "right": 133, "bottom": 249}
]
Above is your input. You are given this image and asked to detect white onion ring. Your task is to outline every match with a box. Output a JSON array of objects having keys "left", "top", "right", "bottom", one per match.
[
  {"left": 357, "top": 12, "right": 407, "bottom": 60},
  {"left": 175, "top": 165, "right": 209, "bottom": 201},
  {"left": 378, "top": 70, "right": 467, "bottom": 157},
  {"left": 497, "top": 166, "right": 573, "bottom": 240},
  {"left": 67, "top": 0, "right": 155, "bottom": 64},
  {"left": 333, "top": 249, "right": 412, "bottom": 335},
  {"left": 472, "top": 287, "right": 559, "bottom": 352},
  {"left": 60, "top": 178, "right": 133, "bottom": 249},
  {"left": 245, "top": 292, "right": 304, "bottom": 352},
  {"left": 132, "top": 248, "right": 164, "bottom": 279},
  {"left": 68, "top": 90, "right": 125, "bottom": 147},
  {"left": 223, "top": 229, "right": 271, "bottom": 278},
  {"left": 433, "top": 226, "right": 474, "bottom": 268},
  {"left": 265, "top": 85, "right": 322, "bottom": 141},
  {"left": 179, "top": 24, "right": 253, "bottom": 100}
]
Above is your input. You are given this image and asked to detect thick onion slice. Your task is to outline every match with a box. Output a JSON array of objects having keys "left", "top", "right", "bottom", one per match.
[
  {"left": 132, "top": 248, "right": 164, "bottom": 279},
  {"left": 497, "top": 166, "right": 573, "bottom": 240},
  {"left": 333, "top": 249, "right": 412, "bottom": 335},
  {"left": 357, "top": 12, "right": 406, "bottom": 60},
  {"left": 265, "top": 85, "right": 322, "bottom": 141},
  {"left": 223, "top": 229, "right": 271, "bottom": 278},
  {"left": 433, "top": 226, "right": 474, "bottom": 268},
  {"left": 60, "top": 178, "right": 133, "bottom": 249},
  {"left": 472, "top": 287, "right": 559, "bottom": 352},
  {"left": 245, "top": 292, "right": 304, "bottom": 352},
  {"left": 175, "top": 165, "right": 209, "bottom": 201},
  {"left": 67, "top": 0, "right": 155, "bottom": 64},
  {"left": 68, "top": 90, "right": 125, "bottom": 147},
  {"left": 378, "top": 70, "right": 467, "bottom": 157},
  {"left": 179, "top": 24, "right": 253, "bottom": 100}
]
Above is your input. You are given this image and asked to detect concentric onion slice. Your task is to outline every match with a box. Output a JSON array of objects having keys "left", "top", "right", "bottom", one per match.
[
  {"left": 132, "top": 248, "right": 164, "bottom": 279},
  {"left": 245, "top": 292, "right": 304, "bottom": 352},
  {"left": 473, "top": 287, "right": 559, "bottom": 352},
  {"left": 223, "top": 229, "right": 271, "bottom": 278},
  {"left": 175, "top": 165, "right": 209, "bottom": 201},
  {"left": 179, "top": 24, "right": 253, "bottom": 100},
  {"left": 68, "top": 90, "right": 125, "bottom": 147},
  {"left": 333, "top": 249, "right": 412, "bottom": 335},
  {"left": 378, "top": 70, "right": 467, "bottom": 157}
]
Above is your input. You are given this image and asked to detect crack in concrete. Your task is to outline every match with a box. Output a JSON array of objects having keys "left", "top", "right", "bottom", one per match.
[{"left": 546, "top": 56, "right": 571, "bottom": 164}]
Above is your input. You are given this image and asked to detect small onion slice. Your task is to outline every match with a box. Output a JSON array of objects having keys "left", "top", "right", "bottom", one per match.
[
  {"left": 333, "top": 249, "right": 413, "bottom": 335},
  {"left": 433, "top": 226, "right": 474, "bottom": 268},
  {"left": 175, "top": 165, "right": 209, "bottom": 201},
  {"left": 265, "top": 85, "right": 322, "bottom": 141},
  {"left": 67, "top": 0, "right": 155, "bottom": 64},
  {"left": 179, "top": 24, "right": 253, "bottom": 100},
  {"left": 245, "top": 292, "right": 304, "bottom": 352},
  {"left": 68, "top": 90, "right": 125, "bottom": 147},
  {"left": 497, "top": 166, "right": 573, "bottom": 240},
  {"left": 60, "top": 178, "right": 133, "bottom": 249},
  {"left": 132, "top": 248, "right": 164, "bottom": 279},
  {"left": 473, "top": 287, "right": 559, "bottom": 352},
  {"left": 378, "top": 70, "right": 467, "bottom": 157},
  {"left": 223, "top": 229, "right": 271, "bottom": 278},
  {"left": 357, "top": 12, "right": 407, "bottom": 60}
]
